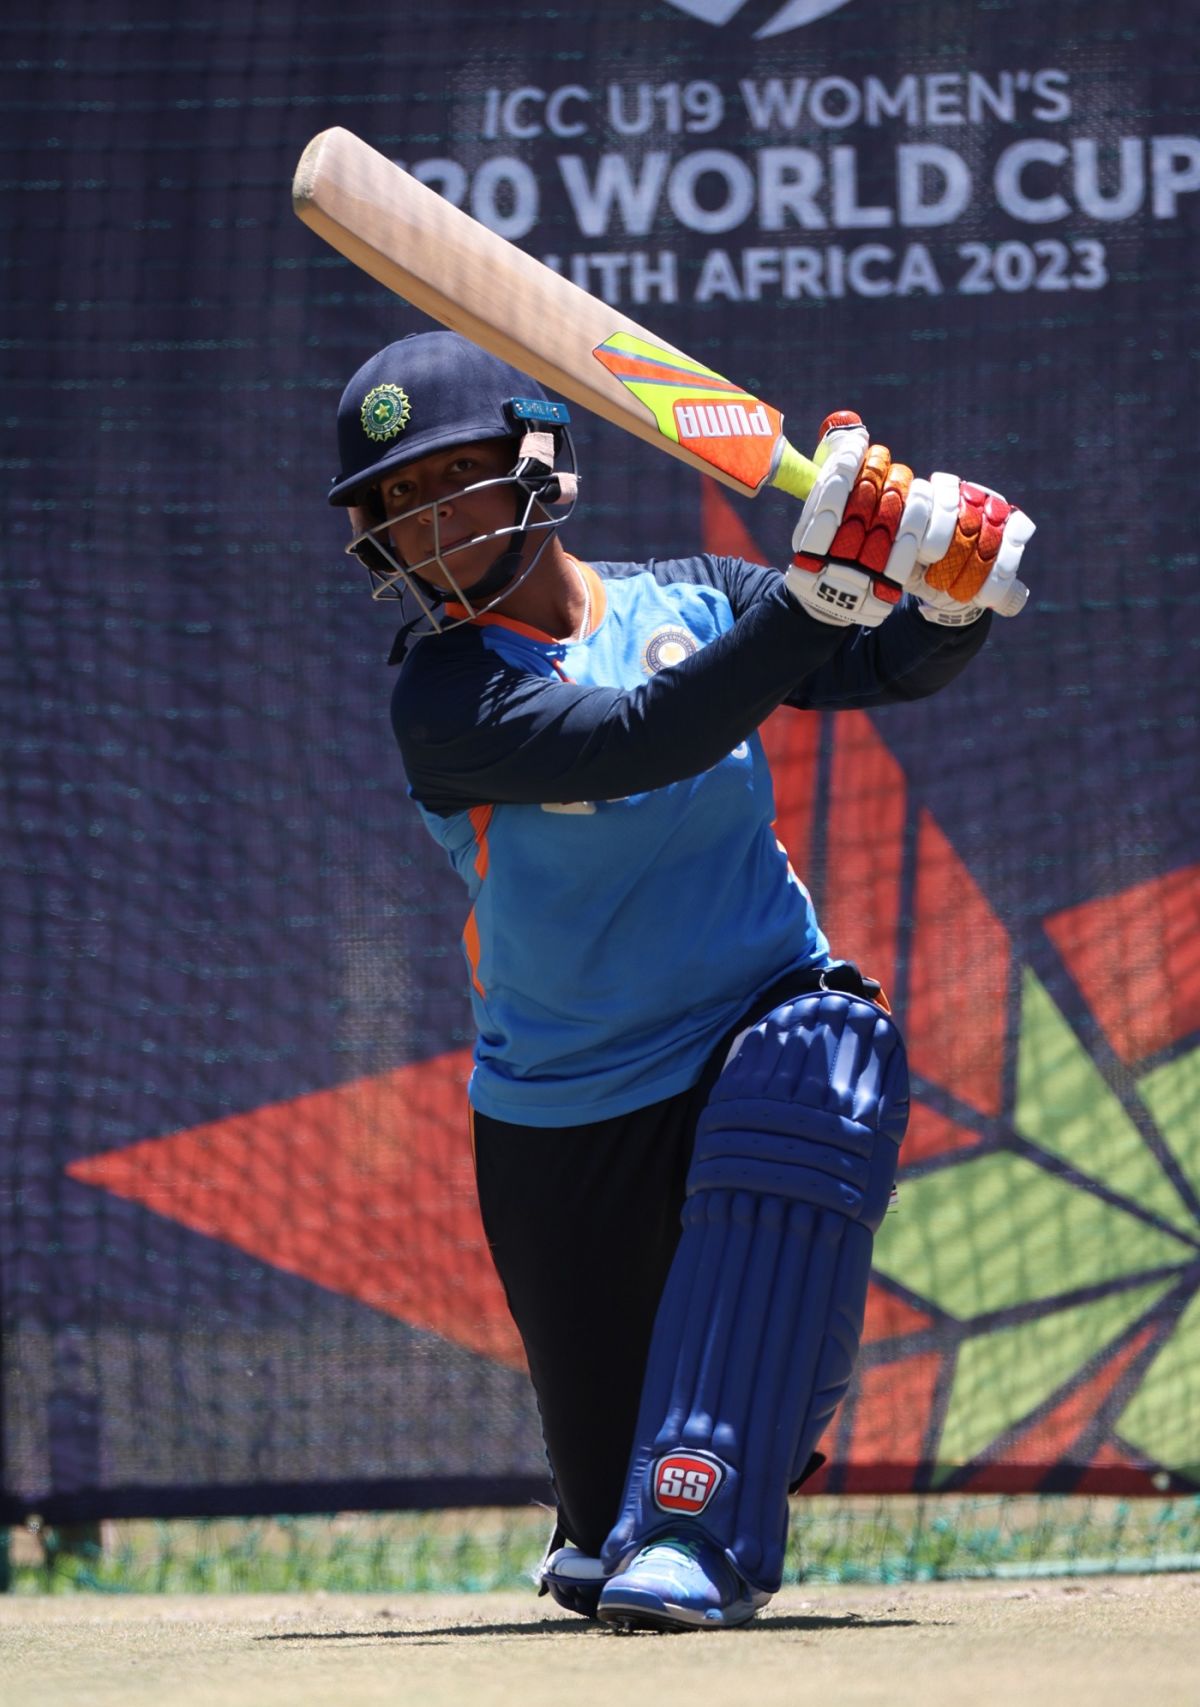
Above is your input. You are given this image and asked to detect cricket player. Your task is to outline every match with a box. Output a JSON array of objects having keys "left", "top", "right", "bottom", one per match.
[{"left": 327, "top": 331, "right": 1033, "bottom": 1632}]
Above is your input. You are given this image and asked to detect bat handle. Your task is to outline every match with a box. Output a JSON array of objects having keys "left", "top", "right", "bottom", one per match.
[
  {"left": 983, "top": 576, "right": 1030, "bottom": 618},
  {"left": 767, "top": 437, "right": 818, "bottom": 502}
]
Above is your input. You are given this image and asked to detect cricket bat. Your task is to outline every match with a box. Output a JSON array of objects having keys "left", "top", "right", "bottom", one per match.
[{"left": 292, "top": 126, "right": 818, "bottom": 503}]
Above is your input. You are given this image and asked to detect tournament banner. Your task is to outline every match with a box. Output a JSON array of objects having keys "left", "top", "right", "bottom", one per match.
[{"left": 2, "top": 0, "right": 1197, "bottom": 1522}]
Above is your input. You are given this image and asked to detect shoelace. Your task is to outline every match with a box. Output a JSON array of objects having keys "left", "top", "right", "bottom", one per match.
[{"left": 638, "top": 1535, "right": 706, "bottom": 1566}]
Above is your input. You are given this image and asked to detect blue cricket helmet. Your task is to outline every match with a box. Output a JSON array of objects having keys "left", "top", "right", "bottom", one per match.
[{"left": 328, "top": 330, "right": 565, "bottom": 506}]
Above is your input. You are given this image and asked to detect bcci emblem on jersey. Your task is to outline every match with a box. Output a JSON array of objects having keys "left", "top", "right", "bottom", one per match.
[{"left": 642, "top": 625, "right": 699, "bottom": 674}]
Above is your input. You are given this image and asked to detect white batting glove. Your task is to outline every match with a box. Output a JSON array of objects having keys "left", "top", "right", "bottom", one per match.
[
  {"left": 785, "top": 412, "right": 907, "bottom": 629},
  {"left": 884, "top": 474, "right": 1035, "bottom": 624}
]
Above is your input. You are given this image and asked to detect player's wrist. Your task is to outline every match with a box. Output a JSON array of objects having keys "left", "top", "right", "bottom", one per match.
[{"left": 914, "top": 595, "right": 989, "bottom": 627}]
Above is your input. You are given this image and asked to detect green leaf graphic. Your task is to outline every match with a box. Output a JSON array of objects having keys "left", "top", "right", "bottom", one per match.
[
  {"left": 937, "top": 1281, "right": 1169, "bottom": 1472},
  {"left": 1017, "top": 972, "right": 1192, "bottom": 1234},
  {"left": 1137, "top": 1045, "right": 1200, "bottom": 1207},
  {"left": 1114, "top": 1290, "right": 1200, "bottom": 1476},
  {"left": 876, "top": 1151, "right": 1191, "bottom": 1321}
]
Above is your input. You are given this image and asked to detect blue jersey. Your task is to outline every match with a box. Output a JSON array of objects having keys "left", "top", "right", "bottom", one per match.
[{"left": 392, "top": 555, "right": 989, "bottom": 1126}]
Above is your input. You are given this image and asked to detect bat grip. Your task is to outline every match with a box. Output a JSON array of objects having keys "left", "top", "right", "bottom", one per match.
[{"left": 767, "top": 438, "right": 818, "bottom": 502}]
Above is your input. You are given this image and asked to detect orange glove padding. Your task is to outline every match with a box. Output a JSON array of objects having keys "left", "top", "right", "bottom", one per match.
[{"left": 788, "top": 413, "right": 910, "bottom": 628}]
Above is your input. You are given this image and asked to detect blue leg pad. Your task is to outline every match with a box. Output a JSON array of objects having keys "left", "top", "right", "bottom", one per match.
[{"left": 600, "top": 989, "right": 908, "bottom": 1594}]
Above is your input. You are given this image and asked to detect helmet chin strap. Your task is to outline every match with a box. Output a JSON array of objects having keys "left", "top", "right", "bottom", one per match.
[
  {"left": 357, "top": 420, "right": 580, "bottom": 648},
  {"left": 451, "top": 511, "right": 530, "bottom": 603},
  {"left": 409, "top": 424, "right": 574, "bottom": 611},
  {"left": 405, "top": 504, "right": 528, "bottom": 613},
  {"left": 392, "top": 522, "right": 554, "bottom": 653}
]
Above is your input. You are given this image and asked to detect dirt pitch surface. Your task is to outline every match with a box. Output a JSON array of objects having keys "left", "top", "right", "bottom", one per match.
[{"left": 3, "top": 1575, "right": 1196, "bottom": 1707}]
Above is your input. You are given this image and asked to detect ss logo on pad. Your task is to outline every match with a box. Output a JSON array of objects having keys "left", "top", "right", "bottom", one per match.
[{"left": 652, "top": 1451, "right": 724, "bottom": 1514}]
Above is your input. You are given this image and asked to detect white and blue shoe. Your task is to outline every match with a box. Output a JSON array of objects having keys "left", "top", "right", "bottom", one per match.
[
  {"left": 536, "top": 1542, "right": 609, "bottom": 1619},
  {"left": 597, "top": 1533, "right": 770, "bottom": 1632}
]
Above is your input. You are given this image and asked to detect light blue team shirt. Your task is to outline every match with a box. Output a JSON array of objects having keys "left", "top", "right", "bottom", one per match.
[{"left": 392, "top": 554, "right": 990, "bottom": 1127}]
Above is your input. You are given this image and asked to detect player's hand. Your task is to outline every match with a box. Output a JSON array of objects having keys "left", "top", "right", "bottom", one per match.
[
  {"left": 786, "top": 412, "right": 910, "bottom": 628},
  {"left": 883, "top": 473, "right": 1035, "bottom": 625}
]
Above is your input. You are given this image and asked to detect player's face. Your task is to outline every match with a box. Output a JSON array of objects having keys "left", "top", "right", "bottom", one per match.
[{"left": 378, "top": 438, "right": 519, "bottom": 592}]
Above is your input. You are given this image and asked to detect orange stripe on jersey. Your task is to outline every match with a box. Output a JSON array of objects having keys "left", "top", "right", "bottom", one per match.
[
  {"left": 464, "top": 802, "right": 491, "bottom": 996},
  {"left": 463, "top": 905, "right": 485, "bottom": 997},
  {"left": 468, "top": 803, "right": 493, "bottom": 879},
  {"left": 444, "top": 606, "right": 559, "bottom": 642},
  {"left": 463, "top": 805, "right": 493, "bottom": 995},
  {"left": 444, "top": 557, "right": 604, "bottom": 641}
]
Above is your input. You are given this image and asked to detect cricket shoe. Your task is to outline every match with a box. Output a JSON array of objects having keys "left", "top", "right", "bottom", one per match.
[
  {"left": 536, "top": 1543, "right": 609, "bottom": 1619},
  {"left": 597, "top": 1533, "right": 770, "bottom": 1632}
]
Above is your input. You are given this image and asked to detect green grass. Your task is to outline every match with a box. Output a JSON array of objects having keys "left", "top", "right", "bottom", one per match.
[{"left": 7, "top": 1496, "right": 1200, "bottom": 1595}]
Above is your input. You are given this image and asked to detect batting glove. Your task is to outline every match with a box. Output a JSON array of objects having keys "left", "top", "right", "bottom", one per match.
[
  {"left": 786, "top": 412, "right": 911, "bottom": 628},
  {"left": 884, "top": 473, "right": 1035, "bottom": 625}
]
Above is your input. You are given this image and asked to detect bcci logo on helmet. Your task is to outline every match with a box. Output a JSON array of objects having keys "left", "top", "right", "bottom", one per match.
[
  {"left": 662, "top": 0, "right": 854, "bottom": 40},
  {"left": 652, "top": 1451, "right": 725, "bottom": 1514},
  {"left": 361, "top": 383, "right": 411, "bottom": 443}
]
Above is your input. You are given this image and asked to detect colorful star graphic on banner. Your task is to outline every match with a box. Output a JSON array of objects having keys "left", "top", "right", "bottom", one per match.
[{"left": 68, "top": 483, "right": 1200, "bottom": 1494}]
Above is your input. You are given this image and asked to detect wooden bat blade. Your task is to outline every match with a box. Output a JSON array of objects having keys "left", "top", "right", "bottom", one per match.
[{"left": 292, "top": 127, "right": 815, "bottom": 500}]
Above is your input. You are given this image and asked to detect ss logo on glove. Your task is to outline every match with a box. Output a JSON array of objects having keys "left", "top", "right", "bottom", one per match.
[{"left": 787, "top": 411, "right": 1035, "bottom": 629}]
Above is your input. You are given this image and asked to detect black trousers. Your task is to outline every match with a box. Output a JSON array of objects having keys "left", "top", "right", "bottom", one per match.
[
  {"left": 471, "top": 967, "right": 877, "bottom": 1557},
  {"left": 474, "top": 1079, "right": 703, "bottom": 1556}
]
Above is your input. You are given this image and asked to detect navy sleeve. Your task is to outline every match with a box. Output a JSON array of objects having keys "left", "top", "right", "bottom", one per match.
[
  {"left": 652, "top": 559, "right": 996, "bottom": 706},
  {"left": 608, "top": 552, "right": 782, "bottom": 618},
  {"left": 394, "top": 560, "right": 993, "bottom": 814},
  {"left": 630, "top": 555, "right": 993, "bottom": 707},
  {"left": 787, "top": 598, "right": 993, "bottom": 708},
  {"left": 395, "top": 579, "right": 844, "bottom": 814}
]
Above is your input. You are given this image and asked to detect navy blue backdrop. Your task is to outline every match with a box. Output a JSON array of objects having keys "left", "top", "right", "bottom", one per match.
[{"left": 2, "top": 1, "right": 1198, "bottom": 1522}]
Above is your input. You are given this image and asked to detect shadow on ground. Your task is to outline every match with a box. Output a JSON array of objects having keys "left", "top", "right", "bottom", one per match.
[{"left": 259, "top": 1611, "right": 930, "bottom": 1642}]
